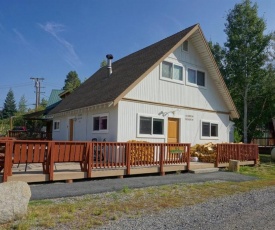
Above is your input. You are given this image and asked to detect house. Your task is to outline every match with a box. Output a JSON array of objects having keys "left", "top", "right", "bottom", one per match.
[
  {"left": 49, "top": 24, "right": 239, "bottom": 145},
  {"left": 23, "top": 89, "right": 64, "bottom": 137}
]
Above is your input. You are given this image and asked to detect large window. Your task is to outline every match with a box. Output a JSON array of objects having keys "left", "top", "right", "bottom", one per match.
[
  {"left": 93, "top": 114, "right": 108, "bottom": 132},
  {"left": 202, "top": 121, "right": 218, "bottom": 137},
  {"left": 162, "top": 61, "right": 183, "bottom": 81},
  {"left": 139, "top": 115, "right": 164, "bottom": 136},
  {"left": 188, "top": 68, "right": 205, "bottom": 87}
]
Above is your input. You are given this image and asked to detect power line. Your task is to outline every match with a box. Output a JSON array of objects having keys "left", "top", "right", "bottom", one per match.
[{"left": 30, "top": 77, "right": 44, "bottom": 111}]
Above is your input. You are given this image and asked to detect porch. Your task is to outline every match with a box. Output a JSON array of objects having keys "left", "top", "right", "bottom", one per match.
[{"left": 0, "top": 140, "right": 258, "bottom": 183}]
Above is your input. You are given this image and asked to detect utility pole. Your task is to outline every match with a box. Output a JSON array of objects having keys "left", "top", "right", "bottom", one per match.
[{"left": 30, "top": 77, "right": 44, "bottom": 111}]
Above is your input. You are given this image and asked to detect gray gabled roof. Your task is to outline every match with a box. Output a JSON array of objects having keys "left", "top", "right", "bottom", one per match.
[
  {"left": 49, "top": 24, "right": 198, "bottom": 115},
  {"left": 49, "top": 24, "right": 239, "bottom": 119}
]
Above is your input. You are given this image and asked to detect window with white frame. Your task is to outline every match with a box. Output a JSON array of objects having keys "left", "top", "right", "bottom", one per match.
[
  {"left": 201, "top": 121, "right": 218, "bottom": 137},
  {"left": 139, "top": 115, "right": 164, "bottom": 136},
  {"left": 162, "top": 61, "right": 183, "bottom": 81},
  {"left": 53, "top": 121, "right": 60, "bottom": 131},
  {"left": 93, "top": 114, "right": 108, "bottom": 131},
  {"left": 187, "top": 68, "right": 205, "bottom": 87}
]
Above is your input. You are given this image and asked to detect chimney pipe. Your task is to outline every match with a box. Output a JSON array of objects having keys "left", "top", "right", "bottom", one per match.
[{"left": 106, "top": 54, "right": 113, "bottom": 76}]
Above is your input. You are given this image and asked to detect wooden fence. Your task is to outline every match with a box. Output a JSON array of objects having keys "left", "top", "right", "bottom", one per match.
[
  {"left": 215, "top": 143, "right": 258, "bottom": 167},
  {"left": 8, "top": 130, "right": 52, "bottom": 140},
  {"left": 251, "top": 138, "right": 275, "bottom": 147},
  {"left": 0, "top": 140, "right": 190, "bottom": 182}
]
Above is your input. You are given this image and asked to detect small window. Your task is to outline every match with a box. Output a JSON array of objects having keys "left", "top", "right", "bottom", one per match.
[
  {"left": 53, "top": 121, "right": 60, "bottom": 131},
  {"left": 139, "top": 116, "right": 164, "bottom": 136},
  {"left": 202, "top": 121, "right": 218, "bottom": 137},
  {"left": 187, "top": 68, "right": 205, "bottom": 87},
  {"left": 161, "top": 61, "right": 183, "bottom": 82},
  {"left": 182, "top": 40, "right": 188, "bottom": 52},
  {"left": 188, "top": 69, "right": 196, "bottom": 84},
  {"left": 93, "top": 114, "right": 108, "bottom": 131},
  {"left": 197, "top": 71, "right": 205, "bottom": 86},
  {"left": 162, "top": 61, "right": 173, "bottom": 79}
]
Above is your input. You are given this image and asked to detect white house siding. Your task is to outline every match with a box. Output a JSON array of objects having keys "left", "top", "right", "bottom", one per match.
[
  {"left": 52, "top": 105, "right": 118, "bottom": 141},
  {"left": 117, "top": 100, "right": 230, "bottom": 145},
  {"left": 124, "top": 40, "right": 228, "bottom": 113}
]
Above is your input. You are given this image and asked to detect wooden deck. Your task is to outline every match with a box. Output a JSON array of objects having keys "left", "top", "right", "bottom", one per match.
[{"left": 0, "top": 140, "right": 259, "bottom": 183}]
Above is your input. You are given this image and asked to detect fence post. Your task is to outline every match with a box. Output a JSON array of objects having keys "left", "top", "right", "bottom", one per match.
[{"left": 126, "top": 143, "right": 131, "bottom": 175}]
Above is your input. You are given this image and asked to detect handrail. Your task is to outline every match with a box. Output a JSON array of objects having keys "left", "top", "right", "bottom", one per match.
[{"left": 215, "top": 143, "right": 258, "bottom": 167}]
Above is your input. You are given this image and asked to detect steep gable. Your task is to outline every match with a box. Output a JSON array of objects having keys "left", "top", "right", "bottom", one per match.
[
  {"left": 49, "top": 24, "right": 198, "bottom": 115},
  {"left": 49, "top": 24, "right": 238, "bottom": 119}
]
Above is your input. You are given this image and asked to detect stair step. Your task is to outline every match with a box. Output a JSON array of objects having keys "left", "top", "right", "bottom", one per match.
[{"left": 189, "top": 168, "right": 220, "bottom": 174}]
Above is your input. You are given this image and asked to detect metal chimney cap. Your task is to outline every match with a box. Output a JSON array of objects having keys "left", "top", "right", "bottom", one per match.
[{"left": 106, "top": 54, "right": 113, "bottom": 60}]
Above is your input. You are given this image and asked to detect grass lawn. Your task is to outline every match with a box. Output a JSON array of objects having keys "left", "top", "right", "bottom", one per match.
[{"left": 1, "top": 155, "right": 275, "bottom": 230}]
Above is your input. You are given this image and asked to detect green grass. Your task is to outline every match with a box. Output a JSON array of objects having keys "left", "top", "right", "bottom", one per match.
[{"left": 1, "top": 155, "right": 275, "bottom": 230}]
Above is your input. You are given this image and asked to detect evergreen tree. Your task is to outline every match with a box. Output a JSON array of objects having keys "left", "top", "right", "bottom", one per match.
[
  {"left": 63, "top": 71, "right": 81, "bottom": 92},
  {"left": 18, "top": 95, "right": 28, "bottom": 114},
  {"left": 2, "top": 89, "right": 17, "bottom": 118},
  {"left": 100, "top": 59, "right": 107, "bottom": 68}
]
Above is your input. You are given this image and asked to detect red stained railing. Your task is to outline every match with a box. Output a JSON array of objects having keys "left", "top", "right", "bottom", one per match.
[
  {"left": 216, "top": 143, "right": 258, "bottom": 167},
  {"left": 0, "top": 140, "right": 191, "bottom": 182}
]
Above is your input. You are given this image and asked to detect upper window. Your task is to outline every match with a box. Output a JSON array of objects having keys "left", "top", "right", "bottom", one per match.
[
  {"left": 93, "top": 114, "right": 108, "bottom": 132},
  {"left": 182, "top": 40, "right": 188, "bottom": 52},
  {"left": 53, "top": 121, "right": 60, "bottom": 131},
  {"left": 202, "top": 121, "right": 218, "bottom": 138},
  {"left": 138, "top": 115, "right": 164, "bottom": 136},
  {"left": 162, "top": 61, "right": 183, "bottom": 81},
  {"left": 187, "top": 68, "right": 205, "bottom": 87}
]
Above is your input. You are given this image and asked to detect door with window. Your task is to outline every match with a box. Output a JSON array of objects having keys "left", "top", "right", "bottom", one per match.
[
  {"left": 168, "top": 118, "right": 179, "bottom": 143},
  {"left": 69, "top": 119, "right": 74, "bottom": 141}
]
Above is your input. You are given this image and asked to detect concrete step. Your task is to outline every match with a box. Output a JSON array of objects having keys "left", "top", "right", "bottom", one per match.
[{"left": 189, "top": 168, "right": 220, "bottom": 174}]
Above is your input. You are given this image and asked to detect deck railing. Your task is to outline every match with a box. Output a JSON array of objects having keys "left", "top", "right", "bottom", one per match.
[
  {"left": 216, "top": 143, "right": 258, "bottom": 167},
  {"left": 0, "top": 140, "right": 191, "bottom": 182}
]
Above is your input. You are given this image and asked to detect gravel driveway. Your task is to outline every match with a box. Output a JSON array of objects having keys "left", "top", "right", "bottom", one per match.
[{"left": 99, "top": 186, "right": 275, "bottom": 230}]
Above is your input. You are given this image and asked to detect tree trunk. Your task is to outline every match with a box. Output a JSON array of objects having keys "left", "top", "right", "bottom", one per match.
[{"left": 243, "top": 87, "right": 248, "bottom": 143}]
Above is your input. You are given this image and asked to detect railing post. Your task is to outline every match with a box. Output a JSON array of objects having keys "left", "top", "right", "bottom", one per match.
[
  {"left": 215, "top": 144, "right": 219, "bottom": 168},
  {"left": 87, "top": 142, "right": 92, "bottom": 178},
  {"left": 160, "top": 144, "right": 164, "bottom": 176},
  {"left": 126, "top": 143, "right": 131, "bottom": 175},
  {"left": 3, "top": 141, "right": 13, "bottom": 182},
  {"left": 49, "top": 141, "right": 55, "bottom": 181},
  {"left": 186, "top": 144, "right": 190, "bottom": 171}
]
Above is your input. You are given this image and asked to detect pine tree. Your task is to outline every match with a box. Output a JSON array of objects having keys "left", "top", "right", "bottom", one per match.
[
  {"left": 2, "top": 89, "right": 17, "bottom": 118},
  {"left": 18, "top": 95, "right": 28, "bottom": 114},
  {"left": 63, "top": 71, "right": 81, "bottom": 92}
]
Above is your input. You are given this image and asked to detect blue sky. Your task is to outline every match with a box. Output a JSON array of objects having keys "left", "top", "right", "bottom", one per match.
[{"left": 0, "top": 0, "right": 274, "bottom": 110}]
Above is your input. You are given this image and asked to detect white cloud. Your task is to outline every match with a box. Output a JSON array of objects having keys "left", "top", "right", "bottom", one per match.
[
  {"left": 38, "top": 22, "right": 81, "bottom": 68},
  {"left": 13, "top": 28, "right": 29, "bottom": 46}
]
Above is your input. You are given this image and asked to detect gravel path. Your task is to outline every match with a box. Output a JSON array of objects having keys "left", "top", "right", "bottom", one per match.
[{"left": 99, "top": 186, "right": 275, "bottom": 230}]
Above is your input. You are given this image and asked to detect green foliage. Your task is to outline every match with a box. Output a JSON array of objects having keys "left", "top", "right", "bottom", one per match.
[
  {"left": 18, "top": 95, "right": 28, "bottom": 114},
  {"left": 63, "top": 71, "right": 81, "bottom": 92},
  {"left": 234, "top": 129, "right": 243, "bottom": 143},
  {"left": 2, "top": 88, "right": 17, "bottom": 118},
  {"left": 210, "top": 0, "right": 275, "bottom": 142},
  {"left": 100, "top": 59, "right": 107, "bottom": 68}
]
